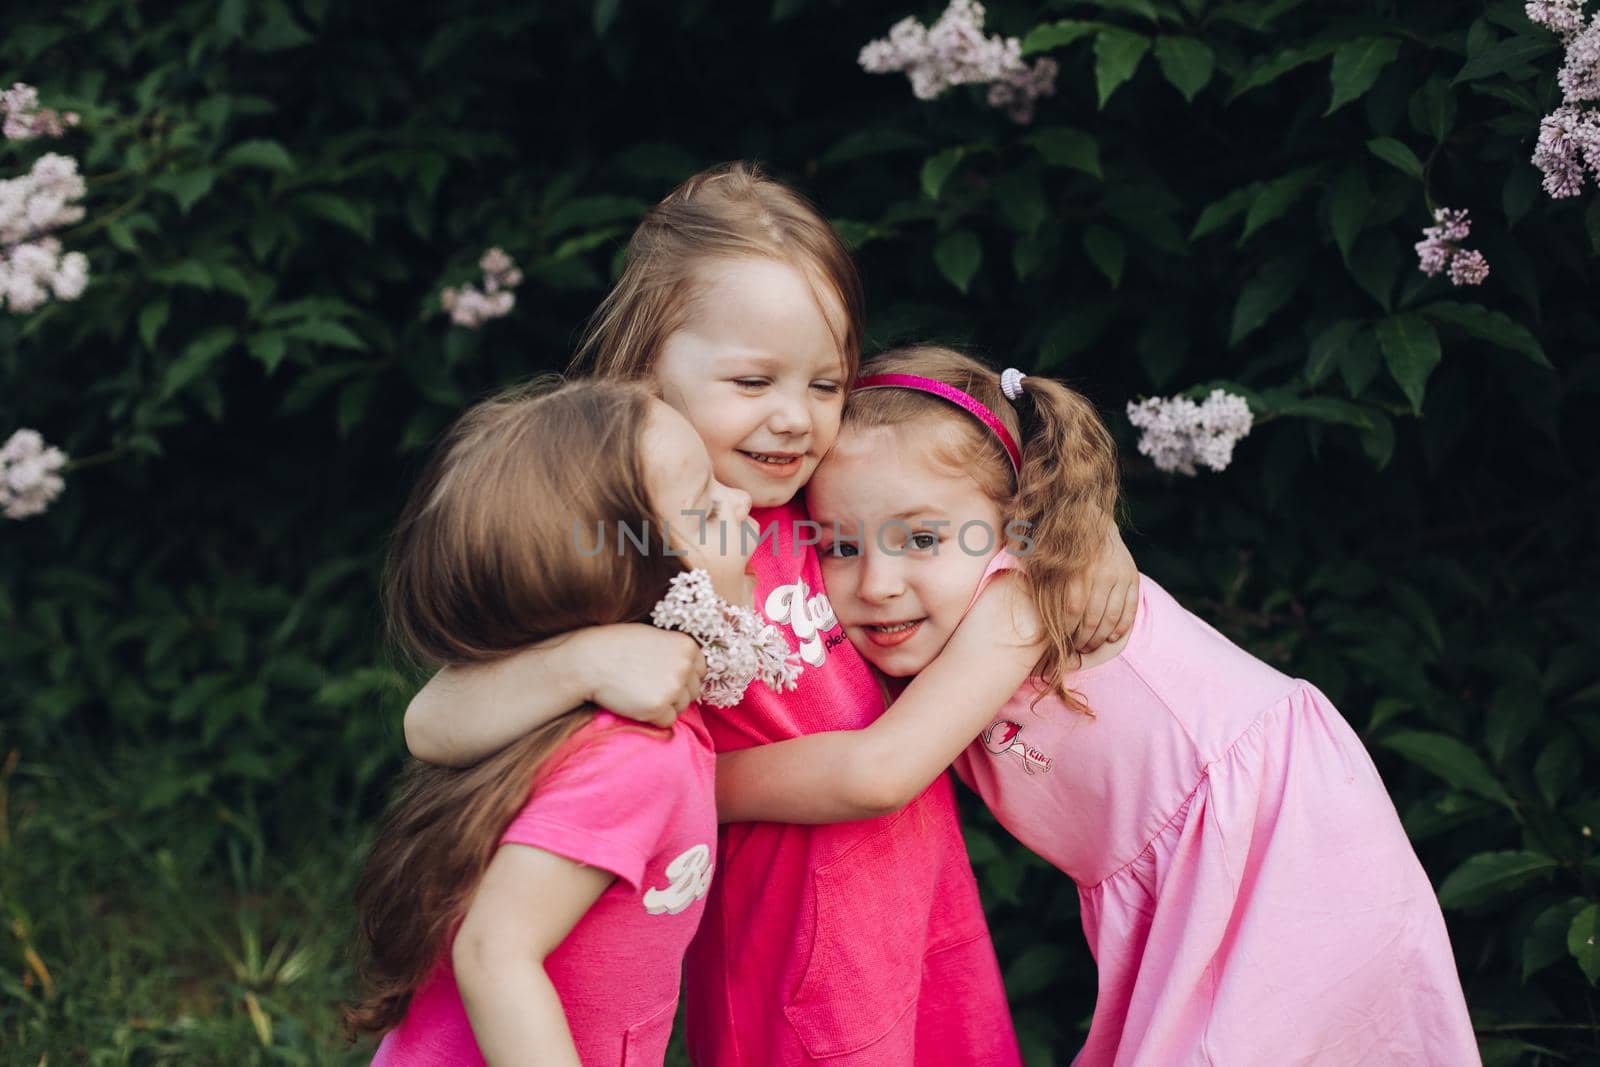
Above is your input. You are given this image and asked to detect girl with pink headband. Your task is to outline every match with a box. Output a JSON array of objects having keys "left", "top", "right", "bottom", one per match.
[{"left": 719, "top": 346, "right": 1479, "bottom": 1066}]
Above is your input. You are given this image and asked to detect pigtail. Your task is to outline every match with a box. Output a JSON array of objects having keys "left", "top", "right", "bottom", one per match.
[{"left": 1008, "top": 377, "right": 1121, "bottom": 709}]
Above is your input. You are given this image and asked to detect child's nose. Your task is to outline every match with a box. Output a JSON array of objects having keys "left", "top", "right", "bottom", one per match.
[{"left": 857, "top": 553, "right": 904, "bottom": 602}]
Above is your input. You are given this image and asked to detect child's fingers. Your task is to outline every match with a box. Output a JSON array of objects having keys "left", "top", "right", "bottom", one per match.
[
  {"left": 1106, "top": 580, "right": 1138, "bottom": 642},
  {"left": 1073, "top": 580, "right": 1115, "bottom": 651},
  {"left": 1081, "top": 581, "right": 1122, "bottom": 650}
]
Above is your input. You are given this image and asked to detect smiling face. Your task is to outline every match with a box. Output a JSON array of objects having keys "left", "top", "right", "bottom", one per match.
[
  {"left": 810, "top": 422, "right": 1007, "bottom": 677},
  {"left": 642, "top": 400, "right": 757, "bottom": 608},
  {"left": 653, "top": 257, "right": 848, "bottom": 508}
]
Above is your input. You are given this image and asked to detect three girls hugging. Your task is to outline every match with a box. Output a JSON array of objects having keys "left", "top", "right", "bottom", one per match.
[{"left": 346, "top": 164, "right": 1481, "bottom": 1066}]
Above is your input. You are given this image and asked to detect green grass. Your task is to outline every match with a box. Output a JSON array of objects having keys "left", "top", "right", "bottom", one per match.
[{"left": 0, "top": 740, "right": 696, "bottom": 1066}]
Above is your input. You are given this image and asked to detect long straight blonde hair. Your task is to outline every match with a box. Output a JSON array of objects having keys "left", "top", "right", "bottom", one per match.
[
  {"left": 574, "top": 161, "right": 865, "bottom": 386},
  {"left": 348, "top": 379, "right": 685, "bottom": 1036}
]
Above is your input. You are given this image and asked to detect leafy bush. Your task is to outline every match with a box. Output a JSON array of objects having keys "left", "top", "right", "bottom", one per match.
[{"left": 2, "top": 1, "right": 1596, "bottom": 1063}]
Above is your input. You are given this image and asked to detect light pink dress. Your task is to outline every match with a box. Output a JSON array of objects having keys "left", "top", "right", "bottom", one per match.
[{"left": 952, "top": 553, "right": 1479, "bottom": 1066}]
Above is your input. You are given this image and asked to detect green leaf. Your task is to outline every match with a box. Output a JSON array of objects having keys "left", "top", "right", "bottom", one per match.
[
  {"left": 1375, "top": 314, "right": 1443, "bottom": 413},
  {"left": 594, "top": 0, "right": 622, "bottom": 35},
  {"left": 1326, "top": 37, "right": 1401, "bottom": 115},
  {"left": 1419, "top": 302, "right": 1550, "bottom": 367},
  {"left": 995, "top": 172, "right": 1050, "bottom": 236},
  {"left": 294, "top": 192, "right": 372, "bottom": 240},
  {"left": 1229, "top": 41, "right": 1338, "bottom": 101},
  {"left": 1026, "top": 127, "right": 1101, "bottom": 178},
  {"left": 1094, "top": 29, "right": 1151, "bottom": 108},
  {"left": 1366, "top": 137, "right": 1424, "bottom": 179},
  {"left": 285, "top": 320, "right": 367, "bottom": 351},
  {"left": 161, "top": 327, "right": 237, "bottom": 399},
  {"left": 1534, "top": 737, "right": 1582, "bottom": 807},
  {"left": 1360, "top": 408, "right": 1395, "bottom": 468},
  {"left": 150, "top": 260, "right": 214, "bottom": 291},
  {"left": 217, "top": 0, "right": 246, "bottom": 39},
  {"left": 1438, "top": 851, "right": 1557, "bottom": 909},
  {"left": 1524, "top": 899, "right": 1587, "bottom": 981},
  {"left": 1380, "top": 730, "right": 1514, "bottom": 810},
  {"left": 1570, "top": 904, "right": 1600, "bottom": 984},
  {"left": 222, "top": 138, "right": 295, "bottom": 173},
  {"left": 152, "top": 168, "right": 217, "bottom": 214},
  {"left": 1272, "top": 396, "right": 1373, "bottom": 430},
  {"left": 139, "top": 300, "right": 171, "bottom": 352},
  {"left": 1241, "top": 167, "right": 1319, "bottom": 243},
  {"left": 934, "top": 229, "right": 982, "bottom": 294},
  {"left": 1306, "top": 320, "right": 1360, "bottom": 384},
  {"left": 1005, "top": 944, "right": 1065, "bottom": 997},
  {"left": 247, "top": 331, "right": 289, "bottom": 373},
  {"left": 254, "top": 2, "right": 313, "bottom": 50},
  {"left": 1153, "top": 37, "right": 1214, "bottom": 101},
  {"left": 1453, "top": 35, "right": 1555, "bottom": 84},
  {"left": 1022, "top": 19, "right": 1100, "bottom": 55},
  {"left": 1327, "top": 168, "right": 1370, "bottom": 261},
  {"left": 1082, "top": 226, "right": 1126, "bottom": 287},
  {"left": 921, "top": 147, "right": 965, "bottom": 201},
  {"left": 1190, "top": 186, "right": 1253, "bottom": 241},
  {"left": 1228, "top": 264, "right": 1298, "bottom": 345}
]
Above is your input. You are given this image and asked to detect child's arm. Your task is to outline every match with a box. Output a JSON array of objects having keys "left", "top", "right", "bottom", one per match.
[
  {"left": 452, "top": 843, "right": 612, "bottom": 1067},
  {"left": 404, "top": 625, "right": 705, "bottom": 767},
  {"left": 1067, "top": 519, "right": 1139, "bottom": 652},
  {"left": 715, "top": 571, "right": 1043, "bottom": 824}
]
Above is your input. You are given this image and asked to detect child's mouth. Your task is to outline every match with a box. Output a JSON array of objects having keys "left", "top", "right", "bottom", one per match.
[
  {"left": 739, "top": 450, "right": 803, "bottom": 478},
  {"left": 862, "top": 619, "right": 923, "bottom": 647}
]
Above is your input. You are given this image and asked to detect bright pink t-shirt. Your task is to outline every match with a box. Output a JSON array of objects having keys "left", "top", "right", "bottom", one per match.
[
  {"left": 372, "top": 706, "right": 716, "bottom": 1067},
  {"left": 684, "top": 499, "right": 1020, "bottom": 1067}
]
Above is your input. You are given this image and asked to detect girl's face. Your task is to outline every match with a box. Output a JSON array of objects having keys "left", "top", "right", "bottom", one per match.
[
  {"left": 654, "top": 257, "right": 848, "bottom": 509},
  {"left": 810, "top": 422, "right": 1006, "bottom": 677},
  {"left": 643, "top": 400, "right": 757, "bottom": 607}
]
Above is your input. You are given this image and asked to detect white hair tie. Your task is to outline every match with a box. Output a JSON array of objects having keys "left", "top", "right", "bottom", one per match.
[{"left": 1000, "top": 367, "right": 1028, "bottom": 402}]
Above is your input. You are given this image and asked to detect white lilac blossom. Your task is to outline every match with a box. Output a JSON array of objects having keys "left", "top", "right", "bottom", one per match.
[
  {"left": 1126, "top": 389, "right": 1254, "bottom": 476},
  {"left": 1, "top": 152, "right": 90, "bottom": 313},
  {"left": 1528, "top": 2, "right": 1600, "bottom": 195},
  {"left": 859, "top": 0, "right": 1057, "bottom": 124},
  {"left": 0, "top": 83, "right": 78, "bottom": 142},
  {"left": 0, "top": 428, "right": 67, "bottom": 519},
  {"left": 1414, "top": 207, "right": 1490, "bottom": 286},
  {"left": 650, "top": 569, "right": 802, "bottom": 707},
  {"left": 439, "top": 246, "right": 524, "bottom": 328}
]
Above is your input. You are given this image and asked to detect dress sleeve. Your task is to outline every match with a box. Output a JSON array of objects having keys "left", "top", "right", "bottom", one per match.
[{"left": 497, "top": 716, "right": 685, "bottom": 891}]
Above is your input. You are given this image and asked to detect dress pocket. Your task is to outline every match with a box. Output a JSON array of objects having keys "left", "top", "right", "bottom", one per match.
[
  {"left": 620, "top": 997, "right": 677, "bottom": 1067},
  {"left": 782, "top": 803, "right": 937, "bottom": 1059}
]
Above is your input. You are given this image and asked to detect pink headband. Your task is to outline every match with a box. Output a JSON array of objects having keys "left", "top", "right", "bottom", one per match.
[{"left": 852, "top": 373, "right": 1022, "bottom": 476}]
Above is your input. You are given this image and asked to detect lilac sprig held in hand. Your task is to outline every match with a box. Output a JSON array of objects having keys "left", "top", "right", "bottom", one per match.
[{"left": 650, "top": 569, "right": 801, "bottom": 708}]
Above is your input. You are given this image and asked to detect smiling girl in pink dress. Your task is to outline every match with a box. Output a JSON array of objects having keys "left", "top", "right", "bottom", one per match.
[{"left": 717, "top": 346, "right": 1481, "bottom": 1066}]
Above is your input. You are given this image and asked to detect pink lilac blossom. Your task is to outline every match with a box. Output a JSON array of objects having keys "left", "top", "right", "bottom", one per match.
[
  {"left": 1414, "top": 207, "right": 1490, "bottom": 287},
  {"left": 650, "top": 569, "right": 801, "bottom": 706},
  {"left": 0, "top": 428, "right": 67, "bottom": 519},
  {"left": 439, "top": 246, "right": 523, "bottom": 328},
  {"left": 0, "top": 83, "right": 78, "bottom": 142},
  {"left": 1125, "top": 389, "right": 1254, "bottom": 476},
  {"left": 1529, "top": 2, "right": 1600, "bottom": 195},
  {"left": 0, "top": 153, "right": 90, "bottom": 313},
  {"left": 859, "top": 0, "right": 1057, "bottom": 124}
]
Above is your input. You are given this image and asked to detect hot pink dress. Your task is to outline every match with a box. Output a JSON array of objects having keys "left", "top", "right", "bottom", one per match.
[
  {"left": 372, "top": 707, "right": 717, "bottom": 1066},
  {"left": 685, "top": 500, "right": 1020, "bottom": 1067},
  {"left": 952, "top": 553, "right": 1479, "bottom": 1066}
]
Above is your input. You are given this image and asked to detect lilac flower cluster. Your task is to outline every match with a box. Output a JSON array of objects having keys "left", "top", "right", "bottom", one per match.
[
  {"left": 1414, "top": 208, "right": 1490, "bottom": 287},
  {"left": 650, "top": 569, "right": 801, "bottom": 707},
  {"left": 0, "top": 428, "right": 67, "bottom": 520},
  {"left": 0, "top": 83, "right": 78, "bottom": 141},
  {"left": 1126, "top": 389, "right": 1254, "bottom": 476},
  {"left": 440, "top": 247, "right": 523, "bottom": 329},
  {"left": 1, "top": 153, "right": 89, "bottom": 313},
  {"left": 1528, "top": 1, "right": 1600, "bottom": 197},
  {"left": 859, "top": 0, "right": 1059, "bottom": 124}
]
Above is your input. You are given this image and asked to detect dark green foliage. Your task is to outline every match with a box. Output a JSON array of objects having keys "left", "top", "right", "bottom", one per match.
[{"left": 2, "top": 1, "right": 1597, "bottom": 1063}]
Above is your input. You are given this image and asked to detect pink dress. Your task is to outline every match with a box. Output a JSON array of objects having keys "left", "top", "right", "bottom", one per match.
[
  {"left": 952, "top": 553, "right": 1479, "bottom": 1066},
  {"left": 372, "top": 707, "right": 716, "bottom": 1067},
  {"left": 685, "top": 499, "right": 1020, "bottom": 1067}
]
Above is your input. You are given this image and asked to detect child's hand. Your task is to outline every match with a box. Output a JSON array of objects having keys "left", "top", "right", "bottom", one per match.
[
  {"left": 1067, "top": 524, "right": 1139, "bottom": 653},
  {"left": 578, "top": 623, "right": 706, "bottom": 726}
]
